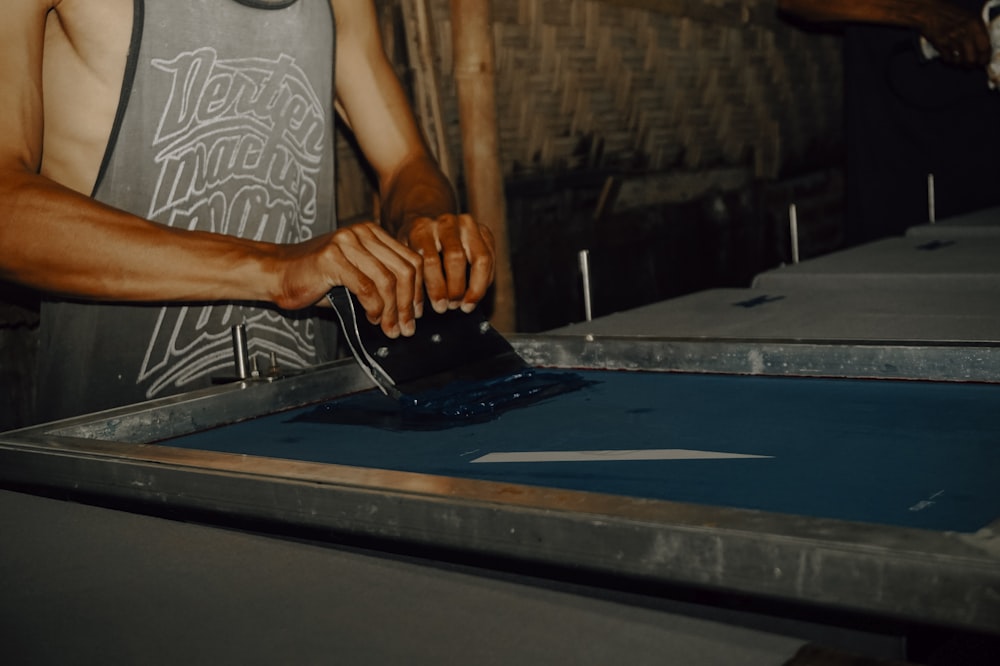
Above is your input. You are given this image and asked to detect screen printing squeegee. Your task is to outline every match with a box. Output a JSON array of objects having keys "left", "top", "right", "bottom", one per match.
[{"left": 327, "top": 286, "right": 528, "bottom": 400}]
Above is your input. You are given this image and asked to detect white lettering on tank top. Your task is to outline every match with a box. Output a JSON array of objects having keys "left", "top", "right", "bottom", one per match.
[{"left": 138, "top": 48, "right": 327, "bottom": 398}]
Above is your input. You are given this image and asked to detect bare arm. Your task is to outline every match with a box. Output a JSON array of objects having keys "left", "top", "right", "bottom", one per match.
[
  {"left": 777, "top": 0, "right": 991, "bottom": 65},
  {"left": 333, "top": 0, "right": 496, "bottom": 314},
  {"left": 0, "top": 1, "right": 283, "bottom": 303},
  {"left": 0, "top": 0, "right": 421, "bottom": 337},
  {"left": 778, "top": 0, "right": 945, "bottom": 26}
]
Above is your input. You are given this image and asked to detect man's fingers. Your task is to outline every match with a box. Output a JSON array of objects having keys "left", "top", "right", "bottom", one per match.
[
  {"left": 459, "top": 217, "right": 495, "bottom": 312},
  {"left": 932, "top": 15, "right": 992, "bottom": 67},
  {"left": 407, "top": 222, "right": 448, "bottom": 313},
  {"left": 350, "top": 224, "right": 423, "bottom": 337},
  {"left": 399, "top": 214, "right": 497, "bottom": 314},
  {"left": 313, "top": 222, "right": 422, "bottom": 338},
  {"left": 438, "top": 217, "right": 470, "bottom": 308}
]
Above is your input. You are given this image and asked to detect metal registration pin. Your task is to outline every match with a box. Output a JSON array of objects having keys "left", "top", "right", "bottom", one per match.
[
  {"left": 578, "top": 249, "right": 593, "bottom": 321},
  {"left": 788, "top": 204, "right": 800, "bottom": 264}
]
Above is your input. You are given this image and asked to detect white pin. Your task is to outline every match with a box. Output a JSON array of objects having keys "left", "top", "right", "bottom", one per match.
[
  {"left": 789, "top": 203, "right": 800, "bottom": 264},
  {"left": 578, "top": 249, "right": 593, "bottom": 322},
  {"left": 927, "top": 173, "right": 936, "bottom": 224},
  {"left": 231, "top": 323, "right": 250, "bottom": 380}
]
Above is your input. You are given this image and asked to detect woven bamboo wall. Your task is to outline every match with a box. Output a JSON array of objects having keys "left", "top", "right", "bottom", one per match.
[
  {"left": 332, "top": 0, "right": 847, "bottom": 331},
  {"left": 389, "top": 0, "right": 841, "bottom": 188}
]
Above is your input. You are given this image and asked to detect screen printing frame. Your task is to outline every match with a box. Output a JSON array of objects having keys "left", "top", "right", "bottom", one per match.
[{"left": 2, "top": 335, "right": 999, "bottom": 634}]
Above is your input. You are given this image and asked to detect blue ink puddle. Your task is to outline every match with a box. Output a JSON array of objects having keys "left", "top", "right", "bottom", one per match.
[{"left": 291, "top": 369, "right": 597, "bottom": 431}]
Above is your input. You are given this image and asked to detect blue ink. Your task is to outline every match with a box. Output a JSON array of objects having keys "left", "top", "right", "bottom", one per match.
[
  {"left": 292, "top": 369, "right": 597, "bottom": 431},
  {"left": 732, "top": 295, "right": 785, "bottom": 308},
  {"left": 916, "top": 240, "right": 956, "bottom": 251}
]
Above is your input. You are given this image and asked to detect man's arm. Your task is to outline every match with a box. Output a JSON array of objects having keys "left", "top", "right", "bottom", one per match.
[
  {"left": 0, "top": 0, "right": 421, "bottom": 338},
  {"left": 332, "top": 0, "right": 496, "bottom": 315},
  {"left": 777, "top": 0, "right": 991, "bottom": 65}
]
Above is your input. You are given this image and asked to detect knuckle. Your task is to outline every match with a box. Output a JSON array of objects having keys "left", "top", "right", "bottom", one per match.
[
  {"left": 422, "top": 252, "right": 442, "bottom": 270},
  {"left": 471, "top": 253, "right": 492, "bottom": 270},
  {"left": 404, "top": 247, "right": 423, "bottom": 267},
  {"left": 353, "top": 280, "right": 378, "bottom": 301},
  {"left": 375, "top": 269, "right": 397, "bottom": 293},
  {"left": 397, "top": 261, "right": 416, "bottom": 283},
  {"left": 330, "top": 227, "right": 359, "bottom": 248},
  {"left": 442, "top": 246, "right": 466, "bottom": 263}
]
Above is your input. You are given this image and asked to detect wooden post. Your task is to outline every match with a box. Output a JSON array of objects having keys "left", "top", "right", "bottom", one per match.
[{"left": 450, "top": 0, "right": 517, "bottom": 332}]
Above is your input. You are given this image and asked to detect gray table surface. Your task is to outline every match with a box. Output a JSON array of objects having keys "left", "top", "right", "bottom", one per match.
[
  {"left": 751, "top": 237, "right": 1000, "bottom": 291},
  {"left": 549, "top": 286, "right": 999, "bottom": 342},
  {"left": 907, "top": 206, "right": 1000, "bottom": 239},
  {"left": 0, "top": 489, "right": 827, "bottom": 666}
]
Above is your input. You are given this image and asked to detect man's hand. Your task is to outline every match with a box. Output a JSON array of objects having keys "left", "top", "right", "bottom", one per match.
[
  {"left": 275, "top": 222, "right": 423, "bottom": 339},
  {"left": 778, "top": 0, "right": 992, "bottom": 67},
  {"left": 332, "top": 2, "right": 498, "bottom": 319},
  {"left": 919, "top": 4, "right": 991, "bottom": 67},
  {"left": 399, "top": 213, "right": 496, "bottom": 314}
]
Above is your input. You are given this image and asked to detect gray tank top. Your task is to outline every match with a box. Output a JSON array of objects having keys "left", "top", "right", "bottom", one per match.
[{"left": 37, "top": 0, "right": 339, "bottom": 421}]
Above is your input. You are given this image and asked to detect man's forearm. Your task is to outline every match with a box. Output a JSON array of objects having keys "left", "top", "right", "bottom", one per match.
[
  {"left": 777, "top": 0, "right": 942, "bottom": 31},
  {"left": 0, "top": 171, "right": 280, "bottom": 304},
  {"left": 778, "top": 0, "right": 992, "bottom": 65}
]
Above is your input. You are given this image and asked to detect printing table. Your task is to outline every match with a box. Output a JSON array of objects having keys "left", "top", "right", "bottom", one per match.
[
  {"left": 906, "top": 206, "right": 1000, "bottom": 239},
  {"left": 550, "top": 286, "right": 1000, "bottom": 344},
  {"left": 752, "top": 237, "right": 1000, "bottom": 291},
  {"left": 2, "top": 335, "right": 998, "bottom": 664}
]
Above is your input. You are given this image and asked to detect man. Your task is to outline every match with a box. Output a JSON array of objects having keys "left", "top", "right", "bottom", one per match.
[
  {"left": 0, "top": 0, "right": 496, "bottom": 420},
  {"left": 778, "top": 0, "right": 1000, "bottom": 244},
  {"left": 778, "top": 0, "right": 993, "bottom": 64}
]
